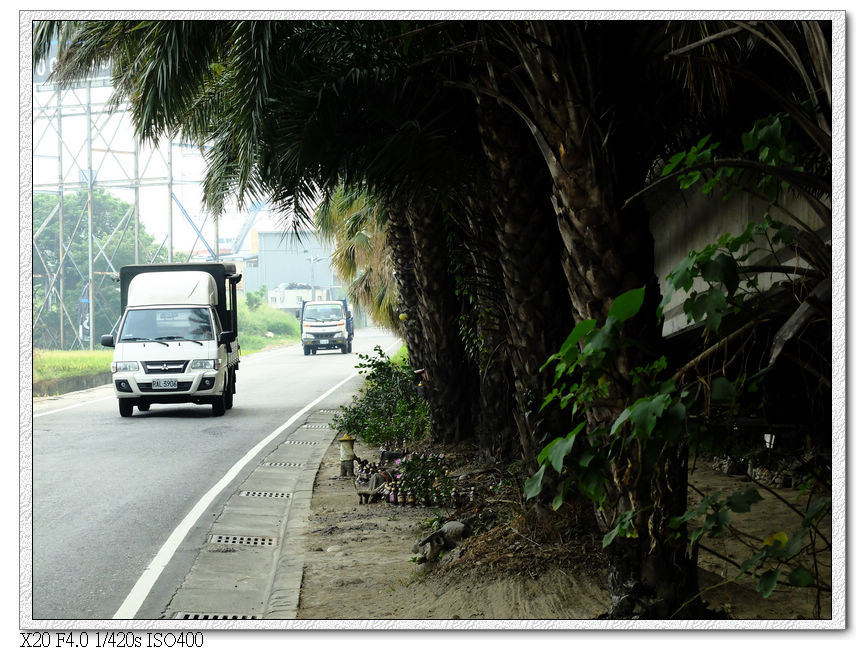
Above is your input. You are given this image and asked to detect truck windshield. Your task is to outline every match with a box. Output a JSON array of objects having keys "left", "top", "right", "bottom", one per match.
[
  {"left": 119, "top": 307, "right": 214, "bottom": 342},
  {"left": 304, "top": 304, "right": 343, "bottom": 321}
]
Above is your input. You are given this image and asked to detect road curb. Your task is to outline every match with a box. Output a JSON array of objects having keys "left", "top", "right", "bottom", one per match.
[
  {"left": 160, "top": 385, "right": 358, "bottom": 621},
  {"left": 263, "top": 446, "right": 327, "bottom": 618}
]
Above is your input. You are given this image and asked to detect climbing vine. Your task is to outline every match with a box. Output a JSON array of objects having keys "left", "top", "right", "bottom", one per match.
[{"left": 526, "top": 114, "right": 831, "bottom": 607}]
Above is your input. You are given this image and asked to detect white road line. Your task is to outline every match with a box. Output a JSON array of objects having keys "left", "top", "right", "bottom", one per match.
[
  {"left": 112, "top": 339, "right": 399, "bottom": 619},
  {"left": 33, "top": 395, "right": 114, "bottom": 418}
]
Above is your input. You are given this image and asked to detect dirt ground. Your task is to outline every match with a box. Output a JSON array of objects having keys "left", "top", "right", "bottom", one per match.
[{"left": 294, "top": 435, "right": 831, "bottom": 622}]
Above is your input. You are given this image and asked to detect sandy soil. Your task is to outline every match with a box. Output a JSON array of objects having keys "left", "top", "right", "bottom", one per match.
[{"left": 295, "top": 435, "right": 831, "bottom": 622}]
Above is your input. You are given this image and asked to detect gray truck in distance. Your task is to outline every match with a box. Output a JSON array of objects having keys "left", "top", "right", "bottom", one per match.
[{"left": 300, "top": 298, "right": 354, "bottom": 355}]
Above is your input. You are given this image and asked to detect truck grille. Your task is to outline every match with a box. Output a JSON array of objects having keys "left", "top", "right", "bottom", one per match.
[
  {"left": 139, "top": 381, "right": 193, "bottom": 392},
  {"left": 143, "top": 360, "right": 189, "bottom": 374}
]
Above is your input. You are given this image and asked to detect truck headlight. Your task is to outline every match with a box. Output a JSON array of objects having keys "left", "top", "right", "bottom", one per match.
[
  {"left": 190, "top": 359, "right": 221, "bottom": 370},
  {"left": 111, "top": 361, "right": 140, "bottom": 373},
  {"left": 302, "top": 333, "right": 314, "bottom": 341}
]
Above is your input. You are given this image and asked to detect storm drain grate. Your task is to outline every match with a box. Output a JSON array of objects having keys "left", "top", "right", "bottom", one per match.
[
  {"left": 284, "top": 439, "right": 319, "bottom": 445},
  {"left": 301, "top": 424, "right": 331, "bottom": 429},
  {"left": 318, "top": 409, "right": 340, "bottom": 414},
  {"left": 263, "top": 461, "right": 305, "bottom": 468},
  {"left": 174, "top": 612, "right": 259, "bottom": 620},
  {"left": 208, "top": 534, "right": 277, "bottom": 546},
  {"left": 239, "top": 491, "right": 291, "bottom": 498}
]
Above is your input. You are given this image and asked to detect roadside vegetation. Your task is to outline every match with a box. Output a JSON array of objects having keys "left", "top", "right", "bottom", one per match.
[
  {"left": 33, "top": 349, "right": 114, "bottom": 384},
  {"left": 33, "top": 294, "right": 300, "bottom": 387},
  {"left": 35, "top": 20, "right": 833, "bottom": 619},
  {"left": 236, "top": 291, "right": 301, "bottom": 354},
  {"left": 333, "top": 345, "right": 430, "bottom": 449}
]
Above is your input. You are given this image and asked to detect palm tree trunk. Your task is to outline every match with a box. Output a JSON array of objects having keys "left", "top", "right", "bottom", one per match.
[
  {"left": 403, "top": 200, "right": 475, "bottom": 444},
  {"left": 453, "top": 203, "right": 519, "bottom": 460},
  {"left": 502, "top": 22, "right": 698, "bottom": 618},
  {"left": 385, "top": 208, "right": 426, "bottom": 370},
  {"left": 474, "top": 92, "right": 575, "bottom": 470}
]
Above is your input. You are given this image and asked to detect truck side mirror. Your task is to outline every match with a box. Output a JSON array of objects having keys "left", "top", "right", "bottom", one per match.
[
  {"left": 100, "top": 334, "right": 115, "bottom": 348},
  {"left": 218, "top": 331, "right": 233, "bottom": 345}
]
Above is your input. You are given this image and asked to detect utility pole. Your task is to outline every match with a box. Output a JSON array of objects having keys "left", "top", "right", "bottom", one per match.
[
  {"left": 86, "top": 81, "right": 95, "bottom": 350},
  {"left": 56, "top": 86, "right": 64, "bottom": 348},
  {"left": 134, "top": 137, "right": 140, "bottom": 264},
  {"left": 167, "top": 141, "right": 173, "bottom": 263}
]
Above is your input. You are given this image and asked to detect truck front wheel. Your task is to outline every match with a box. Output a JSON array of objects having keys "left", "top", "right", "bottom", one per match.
[
  {"left": 212, "top": 382, "right": 227, "bottom": 417},
  {"left": 225, "top": 369, "right": 234, "bottom": 410},
  {"left": 119, "top": 399, "right": 134, "bottom": 417},
  {"left": 303, "top": 346, "right": 311, "bottom": 356}
]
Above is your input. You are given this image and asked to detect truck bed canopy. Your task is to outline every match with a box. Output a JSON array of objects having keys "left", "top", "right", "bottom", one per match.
[{"left": 119, "top": 263, "right": 241, "bottom": 339}]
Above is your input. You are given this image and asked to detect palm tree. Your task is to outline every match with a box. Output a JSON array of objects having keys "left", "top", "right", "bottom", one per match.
[
  {"left": 314, "top": 187, "right": 400, "bottom": 332},
  {"left": 34, "top": 18, "right": 832, "bottom": 619}
]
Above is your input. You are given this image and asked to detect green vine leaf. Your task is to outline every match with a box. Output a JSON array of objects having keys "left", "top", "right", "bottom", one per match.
[
  {"left": 524, "top": 465, "right": 546, "bottom": 500},
  {"left": 788, "top": 566, "right": 815, "bottom": 587},
  {"left": 757, "top": 568, "right": 781, "bottom": 598},
  {"left": 608, "top": 286, "right": 645, "bottom": 323},
  {"left": 727, "top": 487, "right": 763, "bottom": 513},
  {"left": 710, "top": 376, "right": 737, "bottom": 404}
]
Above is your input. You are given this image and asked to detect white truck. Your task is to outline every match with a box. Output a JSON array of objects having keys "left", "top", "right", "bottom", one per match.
[
  {"left": 100, "top": 263, "right": 242, "bottom": 417},
  {"left": 300, "top": 298, "right": 354, "bottom": 355}
]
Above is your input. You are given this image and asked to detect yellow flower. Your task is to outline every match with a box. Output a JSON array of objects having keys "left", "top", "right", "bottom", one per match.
[{"left": 763, "top": 531, "right": 788, "bottom": 548}]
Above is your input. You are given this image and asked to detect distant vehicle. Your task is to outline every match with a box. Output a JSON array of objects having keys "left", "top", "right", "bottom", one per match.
[
  {"left": 300, "top": 299, "right": 354, "bottom": 355},
  {"left": 100, "top": 263, "right": 242, "bottom": 417}
]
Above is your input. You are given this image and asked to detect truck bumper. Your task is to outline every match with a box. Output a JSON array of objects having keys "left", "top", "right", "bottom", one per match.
[{"left": 112, "top": 369, "right": 225, "bottom": 404}]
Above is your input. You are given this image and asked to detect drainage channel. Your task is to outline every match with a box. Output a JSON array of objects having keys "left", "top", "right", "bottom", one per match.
[
  {"left": 207, "top": 534, "right": 277, "bottom": 547},
  {"left": 174, "top": 613, "right": 260, "bottom": 620},
  {"left": 239, "top": 491, "right": 292, "bottom": 499},
  {"left": 163, "top": 408, "right": 338, "bottom": 621}
]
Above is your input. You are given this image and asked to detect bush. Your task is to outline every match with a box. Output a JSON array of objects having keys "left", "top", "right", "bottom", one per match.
[
  {"left": 237, "top": 301, "right": 300, "bottom": 338},
  {"left": 332, "top": 345, "right": 430, "bottom": 448},
  {"left": 33, "top": 349, "right": 114, "bottom": 382},
  {"left": 395, "top": 451, "right": 454, "bottom": 506}
]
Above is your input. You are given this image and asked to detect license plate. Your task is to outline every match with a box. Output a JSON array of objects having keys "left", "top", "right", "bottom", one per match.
[
  {"left": 152, "top": 378, "right": 178, "bottom": 390},
  {"left": 319, "top": 339, "right": 330, "bottom": 345}
]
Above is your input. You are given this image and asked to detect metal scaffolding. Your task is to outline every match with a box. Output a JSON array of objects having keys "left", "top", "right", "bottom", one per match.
[{"left": 32, "top": 68, "right": 220, "bottom": 350}]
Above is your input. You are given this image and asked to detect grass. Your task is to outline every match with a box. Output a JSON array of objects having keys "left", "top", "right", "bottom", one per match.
[
  {"left": 33, "top": 349, "right": 114, "bottom": 383},
  {"left": 33, "top": 304, "right": 302, "bottom": 382},
  {"left": 391, "top": 344, "right": 409, "bottom": 364}
]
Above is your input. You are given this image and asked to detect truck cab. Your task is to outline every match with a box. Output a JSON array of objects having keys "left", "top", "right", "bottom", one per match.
[
  {"left": 300, "top": 299, "right": 354, "bottom": 355},
  {"left": 101, "top": 263, "right": 241, "bottom": 417}
]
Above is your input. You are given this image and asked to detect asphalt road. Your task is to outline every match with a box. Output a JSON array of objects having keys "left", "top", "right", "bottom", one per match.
[{"left": 29, "top": 328, "right": 399, "bottom": 622}]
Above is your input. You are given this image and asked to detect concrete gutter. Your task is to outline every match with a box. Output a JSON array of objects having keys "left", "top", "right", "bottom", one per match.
[
  {"left": 33, "top": 372, "right": 112, "bottom": 397},
  {"left": 161, "top": 408, "right": 341, "bottom": 621}
]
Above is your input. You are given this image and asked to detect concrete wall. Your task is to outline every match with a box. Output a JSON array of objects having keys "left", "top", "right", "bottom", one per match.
[{"left": 649, "top": 187, "right": 827, "bottom": 335}]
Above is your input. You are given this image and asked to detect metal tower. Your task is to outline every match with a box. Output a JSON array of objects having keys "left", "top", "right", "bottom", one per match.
[{"left": 32, "top": 52, "right": 220, "bottom": 350}]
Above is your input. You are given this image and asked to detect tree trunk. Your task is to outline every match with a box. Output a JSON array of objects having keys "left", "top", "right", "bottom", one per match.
[
  {"left": 501, "top": 22, "right": 699, "bottom": 618},
  {"left": 451, "top": 202, "right": 519, "bottom": 461},
  {"left": 385, "top": 208, "right": 426, "bottom": 370},
  {"left": 474, "top": 90, "right": 575, "bottom": 470},
  {"left": 403, "top": 200, "right": 475, "bottom": 444}
]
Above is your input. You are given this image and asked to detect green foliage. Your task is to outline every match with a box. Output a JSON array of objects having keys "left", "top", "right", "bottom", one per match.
[
  {"left": 244, "top": 284, "right": 268, "bottom": 311},
  {"left": 33, "top": 189, "right": 168, "bottom": 349},
  {"left": 527, "top": 215, "right": 830, "bottom": 600},
  {"left": 395, "top": 452, "right": 454, "bottom": 505},
  {"left": 33, "top": 349, "right": 114, "bottom": 383},
  {"left": 660, "top": 114, "right": 804, "bottom": 202},
  {"left": 332, "top": 346, "right": 430, "bottom": 448},
  {"left": 236, "top": 300, "right": 300, "bottom": 353},
  {"left": 529, "top": 286, "right": 682, "bottom": 514}
]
